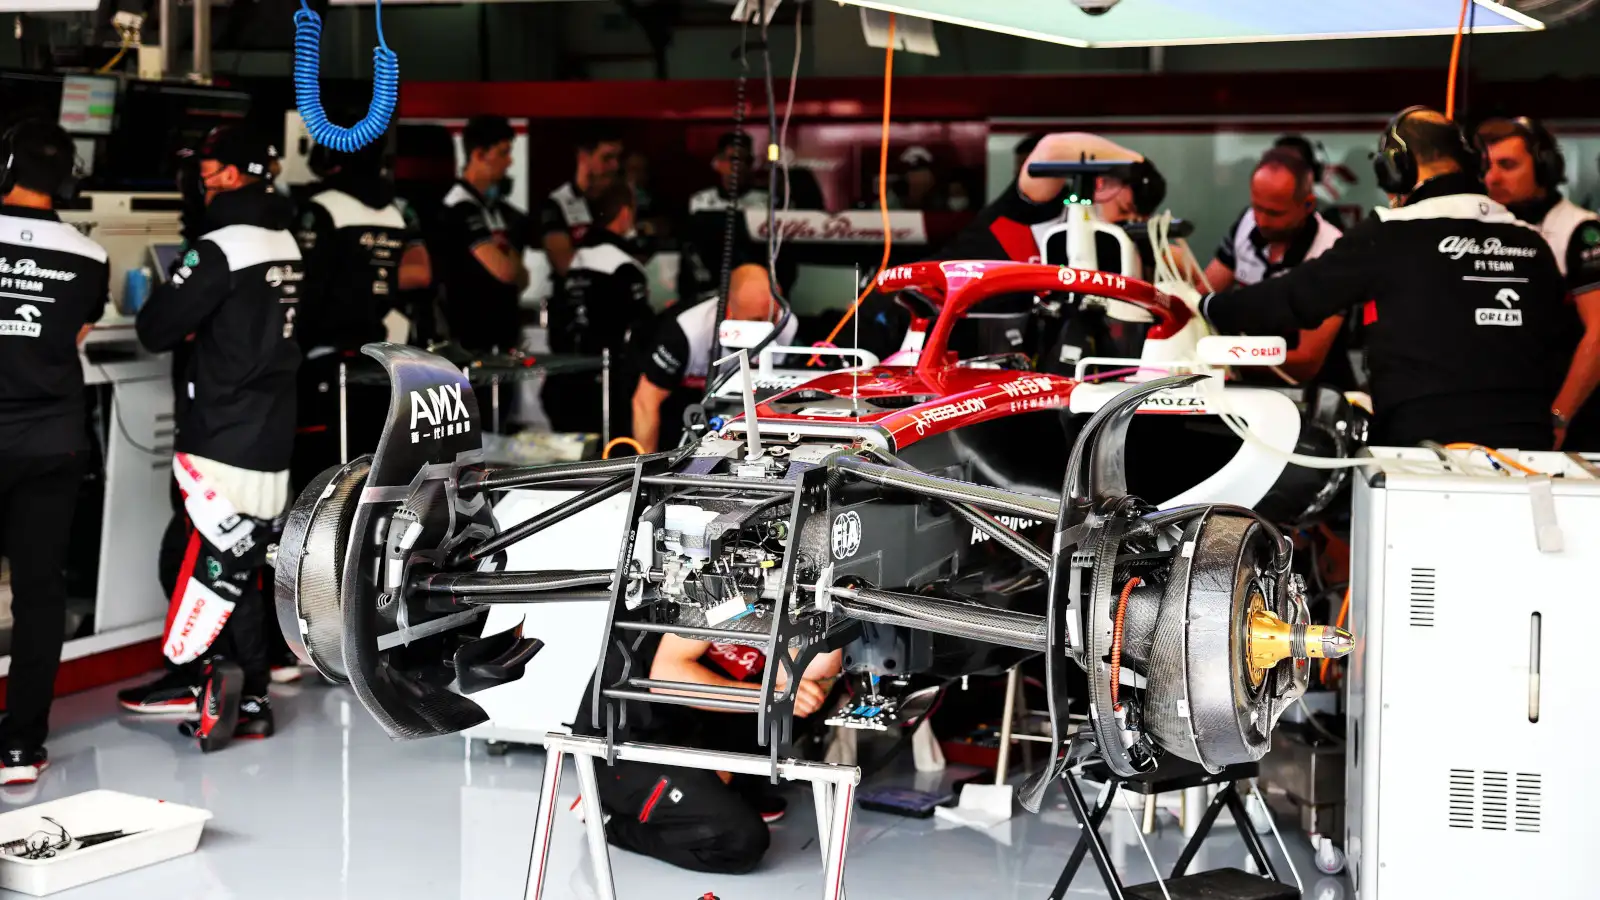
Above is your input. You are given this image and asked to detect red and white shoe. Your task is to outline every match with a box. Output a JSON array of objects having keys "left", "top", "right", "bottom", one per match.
[
  {"left": 0, "top": 747, "right": 48, "bottom": 787},
  {"left": 179, "top": 661, "right": 243, "bottom": 753}
]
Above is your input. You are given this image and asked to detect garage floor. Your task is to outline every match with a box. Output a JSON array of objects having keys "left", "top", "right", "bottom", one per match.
[{"left": 2, "top": 678, "right": 1348, "bottom": 900}]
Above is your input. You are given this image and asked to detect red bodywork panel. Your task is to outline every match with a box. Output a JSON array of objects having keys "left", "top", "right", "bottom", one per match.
[{"left": 740, "top": 260, "right": 1191, "bottom": 448}]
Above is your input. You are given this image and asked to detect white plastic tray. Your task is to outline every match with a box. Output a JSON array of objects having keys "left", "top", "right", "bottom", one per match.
[{"left": 0, "top": 790, "right": 212, "bottom": 896}]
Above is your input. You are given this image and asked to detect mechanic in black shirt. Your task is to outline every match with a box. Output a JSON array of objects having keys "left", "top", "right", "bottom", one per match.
[
  {"left": 1476, "top": 117, "right": 1600, "bottom": 450},
  {"left": 0, "top": 120, "right": 110, "bottom": 786},
  {"left": 127, "top": 126, "right": 303, "bottom": 753},
  {"left": 1203, "top": 108, "right": 1574, "bottom": 450},
  {"left": 679, "top": 133, "right": 772, "bottom": 306},
  {"left": 291, "top": 137, "right": 429, "bottom": 487},
  {"left": 437, "top": 115, "right": 528, "bottom": 354},
  {"left": 542, "top": 180, "right": 652, "bottom": 438},
  {"left": 633, "top": 262, "right": 797, "bottom": 452},
  {"left": 593, "top": 633, "right": 840, "bottom": 874},
  {"left": 537, "top": 124, "right": 623, "bottom": 281}
]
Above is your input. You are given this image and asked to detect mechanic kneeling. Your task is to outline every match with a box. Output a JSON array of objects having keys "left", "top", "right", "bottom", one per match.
[
  {"left": 1202, "top": 107, "right": 1574, "bottom": 450},
  {"left": 594, "top": 635, "right": 841, "bottom": 874},
  {"left": 130, "top": 126, "right": 303, "bottom": 752}
]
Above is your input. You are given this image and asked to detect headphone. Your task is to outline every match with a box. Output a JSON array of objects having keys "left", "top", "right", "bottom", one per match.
[
  {"left": 1373, "top": 106, "right": 1475, "bottom": 195},
  {"left": 0, "top": 119, "right": 79, "bottom": 201},
  {"left": 1479, "top": 116, "right": 1566, "bottom": 188},
  {"left": 1126, "top": 158, "right": 1167, "bottom": 217}
]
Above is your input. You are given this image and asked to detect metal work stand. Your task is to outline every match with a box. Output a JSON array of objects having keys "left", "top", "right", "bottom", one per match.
[
  {"left": 525, "top": 733, "right": 861, "bottom": 900},
  {"left": 1051, "top": 762, "right": 1295, "bottom": 900}
]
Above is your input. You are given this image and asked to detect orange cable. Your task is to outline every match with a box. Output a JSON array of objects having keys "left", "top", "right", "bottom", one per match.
[
  {"left": 1110, "top": 576, "right": 1141, "bottom": 710},
  {"left": 1319, "top": 587, "right": 1351, "bottom": 684},
  {"left": 1443, "top": 442, "right": 1540, "bottom": 475},
  {"left": 813, "top": 13, "right": 895, "bottom": 363},
  {"left": 1445, "top": 0, "right": 1471, "bottom": 120},
  {"left": 603, "top": 437, "right": 644, "bottom": 459}
]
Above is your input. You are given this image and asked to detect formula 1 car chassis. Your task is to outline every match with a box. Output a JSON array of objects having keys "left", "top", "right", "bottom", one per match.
[{"left": 275, "top": 260, "right": 1351, "bottom": 895}]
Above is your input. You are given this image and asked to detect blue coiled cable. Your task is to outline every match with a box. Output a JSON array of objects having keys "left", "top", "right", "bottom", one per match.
[{"left": 293, "top": 0, "right": 398, "bottom": 153}]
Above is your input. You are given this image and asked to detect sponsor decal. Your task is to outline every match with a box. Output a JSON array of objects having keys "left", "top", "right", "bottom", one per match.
[
  {"left": 18, "top": 230, "right": 30, "bottom": 242},
  {"left": 1438, "top": 236, "right": 1539, "bottom": 261},
  {"left": 1139, "top": 395, "right": 1207, "bottom": 411},
  {"left": 0, "top": 258, "right": 76, "bottom": 281},
  {"left": 1008, "top": 396, "right": 1064, "bottom": 414},
  {"left": 265, "top": 265, "right": 304, "bottom": 288},
  {"left": 1585, "top": 226, "right": 1600, "bottom": 247},
  {"left": 183, "top": 249, "right": 200, "bottom": 268},
  {"left": 832, "top": 511, "right": 863, "bottom": 559},
  {"left": 360, "top": 231, "right": 404, "bottom": 251},
  {"left": 1057, "top": 267, "right": 1128, "bottom": 292},
  {"left": 799, "top": 407, "right": 855, "bottom": 418},
  {"left": 409, "top": 383, "right": 473, "bottom": 443},
  {"left": 972, "top": 514, "right": 1043, "bottom": 545},
  {"left": 1475, "top": 287, "right": 1523, "bottom": 326},
  {"left": 749, "top": 210, "right": 928, "bottom": 245},
  {"left": 1, "top": 304, "right": 41, "bottom": 337},
  {"left": 907, "top": 397, "right": 987, "bottom": 435},
  {"left": 206, "top": 557, "right": 223, "bottom": 580},
  {"left": 879, "top": 265, "right": 916, "bottom": 286},
  {"left": 942, "top": 261, "right": 987, "bottom": 280},
  {"left": 996, "top": 376, "right": 1055, "bottom": 398}
]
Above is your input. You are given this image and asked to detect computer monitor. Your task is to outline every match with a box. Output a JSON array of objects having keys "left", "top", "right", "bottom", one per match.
[
  {"left": 149, "top": 243, "right": 183, "bottom": 283},
  {"left": 58, "top": 75, "right": 116, "bottom": 136}
]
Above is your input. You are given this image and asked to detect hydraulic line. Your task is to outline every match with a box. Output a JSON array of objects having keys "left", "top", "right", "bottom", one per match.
[
  {"left": 830, "top": 586, "right": 1046, "bottom": 652},
  {"left": 830, "top": 455, "right": 1060, "bottom": 521},
  {"left": 413, "top": 570, "right": 614, "bottom": 596}
]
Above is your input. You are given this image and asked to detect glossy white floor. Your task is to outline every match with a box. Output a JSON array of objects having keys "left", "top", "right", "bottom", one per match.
[{"left": 3, "top": 678, "right": 1349, "bottom": 900}]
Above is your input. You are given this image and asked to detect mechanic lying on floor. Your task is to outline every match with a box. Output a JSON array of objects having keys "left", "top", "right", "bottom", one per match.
[
  {"left": 594, "top": 636, "right": 841, "bottom": 874},
  {"left": 1202, "top": 107, "right": 1574, "bottom": 450}
]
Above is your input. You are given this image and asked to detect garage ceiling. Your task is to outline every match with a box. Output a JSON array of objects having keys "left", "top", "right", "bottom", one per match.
[{"left": 835, "top": 0, "right": 1544, "bottom": 48}]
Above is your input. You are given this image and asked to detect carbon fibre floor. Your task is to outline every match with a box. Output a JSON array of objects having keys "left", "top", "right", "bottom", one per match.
[{"left": 0, "top": 677, "right": 1348, "bottom": 900}]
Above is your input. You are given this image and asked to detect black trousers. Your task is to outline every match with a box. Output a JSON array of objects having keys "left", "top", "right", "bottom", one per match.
[
  {"left": 0, "top": 453, "right": 86, "bottom": 748},
  {"left": 595, "top": 715, "right": 774, "bottom": 874}
]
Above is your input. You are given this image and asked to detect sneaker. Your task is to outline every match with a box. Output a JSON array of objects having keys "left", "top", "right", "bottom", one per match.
[
  {"left": 117, "top": 670, "right": 199, "bottom": 715},
  {"left": 753, "top": 793, "right": 787, "bottom": 824},
  {"left": 235, "top": 696, "right": 275, "bottom": 740},
  {"left": 0, "top": 746, "right": 48, "bottom": 787},
  {"left": 270, "top": 649, "right": 304, "bottom": 684},
  {"left": 178, "top": 661, "right": 243, "bottom": 753}
]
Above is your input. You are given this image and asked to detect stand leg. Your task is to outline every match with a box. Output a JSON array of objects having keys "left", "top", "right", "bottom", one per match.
[
  {"left": 525, "top": 747, "right": 568, "bottom": 900},
  {"left": 573, "top": 754, "right": 617, "bottom": 900},
  {"left": 492, "top": 378, "right": 502, "bottom": 434},
  {"left": 821, "top": 780, "right": 855, "bottom": 900},
  {"left": 1224, "top": 785, "right": 1280, "bottom": 881},
  {"left": 602, "top": 348, "right": 612, "bottom": 448},
  {"left": 1171, "top": 784, "right": 1231, "bottom": 879},
  {"left": 1054, "top": 777, "right": 1125, "bottom": 900},
  {"left": 995, "top": 666, "right": 1020, "bottom": 786}
]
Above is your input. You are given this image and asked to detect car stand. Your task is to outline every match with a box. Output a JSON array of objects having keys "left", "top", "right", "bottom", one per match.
[
  {"left": 1051, "top": 761, "right": 1302, "bottom": 900},
  {"left": 524, "top": 732, "right": 861, "bottom": 900}
]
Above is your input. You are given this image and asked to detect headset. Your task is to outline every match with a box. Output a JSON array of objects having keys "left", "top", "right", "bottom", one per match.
[
  {"left": 0, "top": 119, "right": 80, "bottom": 202},
  {"left": 1478, "top": 116, "right": 1566, "bottom": 188},
  {"left": 1126, "top": 158, "right": 1167, "bottom": 217},
  {"left": 1373, "top": 105, "right": 1475, "bottom": 195}
]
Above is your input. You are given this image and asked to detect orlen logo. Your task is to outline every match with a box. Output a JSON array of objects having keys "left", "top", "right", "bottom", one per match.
[
  {"left": 1198, "top": 335, "right": 1286, "bottom": 367},
  {"left": 409, "top": 383, "right": 472, "bottom": 443}
]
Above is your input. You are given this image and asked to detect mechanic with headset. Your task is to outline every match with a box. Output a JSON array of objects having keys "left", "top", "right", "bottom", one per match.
[
  {"left": 1204, "top": 107, "right": 1575, "bottom": 450},
  {"left": 678, "top": 133, "right": 776, "bottom": 307},
  {"left": 290, "top": 136, "right": 430, "bottom": 488},
  {"left": 632, "top": 262, "right": 795, "bottom": 453},
  {"left": 127, "top": 126, "right": 303, "bottom": 752},
  {"left": 1476, "top": 116, "right": 1600, "bottom": 450},
  {"left": 542, "top": 179, "right": 653, "bottom": 438},
  {"left": 437, "top": 115, "right": 529, "bottom": 354},
  {"left": 1205, "top": 149, "right": 1348, "bottom": 384},
  {"left": 0, "top": 120, "right": 110, "bottom": 786}
]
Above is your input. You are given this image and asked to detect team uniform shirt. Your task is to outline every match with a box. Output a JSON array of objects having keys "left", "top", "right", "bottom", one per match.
[
  {"left": 438, "top": 180, "right": 529, "bottom": 353},
  {"left": 637, "top": 299, "right": 797, "bottom": 449},
  {"left": 0, "top": 206, "right": 110, "bottom": 457},
  {"left": 295, "top": 181, "right": 422, "bottom": 351},
  {"left": 553, "top": 230, "right": 652, "bottom": 356},
  {"left": 537, "top": 180, "right": 594, "bottom": 248},
  {"left": 1203, "top": 173, "right": 1574, "bottom": 448},
  {"left": 678, "top": 186, "right": 770, "bottom": 306},
  {"left": 1214, "top": 209, "right": 1343, "bottom": 287},
  {"left": 137, "top": 184, "right": 304, "bottom": 475},
  {"left": 1512, "top": 194, "right": 1600, "bottom": 448}
]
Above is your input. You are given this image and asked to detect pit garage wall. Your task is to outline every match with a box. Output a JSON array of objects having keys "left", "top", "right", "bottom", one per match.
[{"left": 399, "top": 72, "right": 1600, "bottom": 313}]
